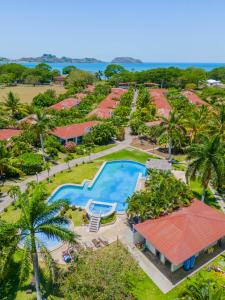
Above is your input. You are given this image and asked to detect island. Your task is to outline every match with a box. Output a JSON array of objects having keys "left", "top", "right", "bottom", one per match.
[
  {"left": 111, "top": 57, "right": 143, "bottom": 63},
  {"left": 16, "top": 53, "right": 105, "bottom": 63}
]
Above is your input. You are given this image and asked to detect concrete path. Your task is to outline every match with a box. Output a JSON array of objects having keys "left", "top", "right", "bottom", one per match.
[
  {"left": 209, "top": 184, "right": 225, "bottom": 213},
  {"left": 120, "top": 227, "right": 174, "bottom": 293}
]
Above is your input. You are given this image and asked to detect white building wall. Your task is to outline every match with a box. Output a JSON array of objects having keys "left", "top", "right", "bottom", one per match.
[
  {"left": 133, "top": 231, "right": 145, "bottom": 244},
  {"left": 146, "top": 240, "right": 156, "bottom": 255}
]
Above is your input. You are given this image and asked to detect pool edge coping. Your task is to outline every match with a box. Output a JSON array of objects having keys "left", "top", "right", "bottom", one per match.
[{"left": 48, "top": 160, "right": 146, "bottom": 213}]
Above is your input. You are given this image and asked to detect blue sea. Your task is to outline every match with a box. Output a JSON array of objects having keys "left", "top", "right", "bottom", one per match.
[{"left": 1, "top": 61, "right": 225, "bottom": 73}]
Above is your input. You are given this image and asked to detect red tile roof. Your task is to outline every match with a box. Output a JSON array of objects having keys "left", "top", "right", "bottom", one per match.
[
  {"left": 135, "top": 199, "right": 225, "bottom": 265},
  {"left": 86, "top": 84, "right": 95, "bottom": 92},
  {"left": 0, "top": 129, "right": 22, "bottom": 141},
  {"left": 145, "top": 120, "right": 162, "bottom": 127},
  {"left": 50, "top": 121, "right": 99, "bottom": 140},
  {"left": 182, "top": 91, "right": 208, "bottom": 106},
  {"left": 149, "top": 89, "right": 171, "bottom": 118},
  {"left": 88, "top": 88, "right": 126, "bottom": 119},
  {"left": 49, "top": 98, "right": 82, "bottom": 111}
]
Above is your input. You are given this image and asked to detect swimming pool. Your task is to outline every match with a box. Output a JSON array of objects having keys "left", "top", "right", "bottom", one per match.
[{"left": 49, "top": 160, "right": 147, "bottom": 213}]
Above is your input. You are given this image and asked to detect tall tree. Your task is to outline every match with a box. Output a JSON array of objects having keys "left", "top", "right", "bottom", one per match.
[
  {"left": 210, "top": 104, "right": 225, "bottom": 141},
  {"left": 2, "top": 91, "right": 27, "bottom": 118},
  {"left": 0, "top": 141, "right": 23, "bottom": 179},
  {"left": 156, "top": 111, "right": 186, "bottom": 160},
  {"left": 32, "top": 109, "right": 55, "bottom": 162},
  {"left": 186, "top": 135, "right": 225, "bottom": 202},
  {"left": 0, "top": 183, "right": 75, "bottom": 300}
]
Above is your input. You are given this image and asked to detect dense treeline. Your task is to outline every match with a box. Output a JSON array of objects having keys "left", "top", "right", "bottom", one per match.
[
  {"left": 0, "top": 63, "right": 60, "bottom": 85},
  {"left": 104, "top": 64, "right": 225, "bottom": 88}
]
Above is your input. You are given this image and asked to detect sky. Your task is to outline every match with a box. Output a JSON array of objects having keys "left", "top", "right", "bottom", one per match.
[{"left": 1, "top": 0, "right": 225, "bottom": 62}]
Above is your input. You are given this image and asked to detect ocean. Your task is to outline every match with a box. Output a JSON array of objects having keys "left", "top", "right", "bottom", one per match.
[{"left": 1, "top": 61, "right": 225, "bottom": 73}]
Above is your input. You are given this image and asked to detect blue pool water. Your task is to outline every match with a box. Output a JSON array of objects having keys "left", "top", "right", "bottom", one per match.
[
  {"left": 89, "top": 203, "right": 113, "bottom": 215},
  {"left": 49, "top": 160, "right": 147, "bottom": 212}
]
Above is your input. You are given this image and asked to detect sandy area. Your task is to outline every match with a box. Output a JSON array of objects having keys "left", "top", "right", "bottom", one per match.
[{"left": 0, "top": 84, "right": 66, "bottom": 103}]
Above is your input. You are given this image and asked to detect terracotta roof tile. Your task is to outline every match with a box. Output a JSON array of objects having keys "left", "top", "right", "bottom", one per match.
[
  {"left": 149, "top": 89, "right": 171, "bottom": 118},
  {"left": 135, "top": 199, "right": 225, "bottom": 265},
  {"left": 51, "top": 121, "right": 98, "bottom": 140},
  {"left": 182, "top": 91, "right": 209, "bottom": 106},
  {"left": 0, "top": 129, "right": 22, "bottom": 141}
]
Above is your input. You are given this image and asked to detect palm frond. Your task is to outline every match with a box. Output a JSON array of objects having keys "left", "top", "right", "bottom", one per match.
[{"left": 19, "top": 238, "right": 32, "bottom": 284}]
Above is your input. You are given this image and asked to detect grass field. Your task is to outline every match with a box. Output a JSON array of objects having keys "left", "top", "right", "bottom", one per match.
[{"left": 0, "top": 84, "right": 66, "bottom": 103}]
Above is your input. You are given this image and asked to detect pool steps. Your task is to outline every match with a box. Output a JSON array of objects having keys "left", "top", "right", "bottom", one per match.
[{"left": 89, "top": 216, "right": 100, "bottom": 232}]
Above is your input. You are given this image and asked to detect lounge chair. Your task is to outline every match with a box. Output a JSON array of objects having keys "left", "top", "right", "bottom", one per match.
[
  {"left": 99, "top": 236, "right": 109, "bottom": 246},
  {"left": 84, "top": 241, "right": 94, "bottom": 249},
  {"left": 92, "top": 239, "right": 101, "bottom": 248}
]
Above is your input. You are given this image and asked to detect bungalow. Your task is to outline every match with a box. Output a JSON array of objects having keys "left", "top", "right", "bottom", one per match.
[
  {"left": 88, "top": 88, "right": 126, "bottom": 119},
  {"left": 134, "top": 199, "right": 225, "bottom": 272},
  {"left": 53, "top": 75, "right": 67, "bottom": 85},
  {"left": 149, "top": 89, "right": 171, "bottom": 118},
  {"left": 50, "top": 121, "right": 98, "bottom": 144},
  {"left": 206, "top": 79, "right": 223, "bottom": 87},
  {"left": 49, "top": 97, "right": 82, "bottom": 111},
  {"left": 182, "top": 91, "right": 209, "bottom": 106},
  {"left": 0, "top": 129, "right": 22, "bottom": 141}
]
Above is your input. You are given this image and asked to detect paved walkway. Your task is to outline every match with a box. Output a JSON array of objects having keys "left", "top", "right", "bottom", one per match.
[{"left": 120, "top": 228, "right": 174, "bottom": 293}]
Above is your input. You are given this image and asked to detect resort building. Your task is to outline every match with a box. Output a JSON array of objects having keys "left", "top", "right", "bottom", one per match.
[
  {"left": 50, "top": 120, "right": 98, "bottom": 144},
  {"left": 182, "top": 90, "right": 208, "bottom": 106},
  {"left": 49, "top": 97, "right": 83, "bottom": 111},
  {"left": 0, "top": 129, "right": 22, "bottom": 141},
  {"left": 134, "top": 199, "right": 225, "bottom": 272},
  {"left": 18, "top": 114, "right": 37, "bottom": 125},
  {"left": 53, "top": 75, "right": 67, "bottom": 85},
  {"left": 149, "top": 89, "right": 171, "bottom": 118},
  {"left": 206, "top": 79, "right": 223, "bottom": 87},
  {"left": 88, "top": 88, "right": 126, "bottom": 119}
]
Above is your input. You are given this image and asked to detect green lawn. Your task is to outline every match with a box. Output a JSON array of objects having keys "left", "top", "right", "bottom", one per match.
[
  {"left": 190, "top": 179, "right": 219, "bottom": 209},
  {"left": 0, "top": 204, "right": 21, "bottom": 223},
  {"left": 57, "top": 144, "right": 116, "bottom": 163},
  {"left": 96, "top": 147, "right": 157, "bottom": 164},
  {"left": 64, "top": 208, "right": 86, "bottom": 226},
  {"left": 46, "top": 162, "right": 101, "bottom": 194}
]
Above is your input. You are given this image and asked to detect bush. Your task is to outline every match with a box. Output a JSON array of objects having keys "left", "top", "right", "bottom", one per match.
[
  {"left": 116, "top": 127, "right": 125, "bottom": 141},
  {"left": 12, "top": 152, "right": 43, "bottom": 175},
  {"left": 65, "top": 141, "right": 76, "bottom": 153}
]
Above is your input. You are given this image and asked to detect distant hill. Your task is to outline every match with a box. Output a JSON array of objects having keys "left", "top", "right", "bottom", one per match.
[
  {"left": 0, "top": 57, "right": 9, "bottom": 62},
  {"left": 111, "top": 57, "right": 143, "bottom": 64},
  {"left": 16, "top": 54, "right": 105, "bottom": 64}
]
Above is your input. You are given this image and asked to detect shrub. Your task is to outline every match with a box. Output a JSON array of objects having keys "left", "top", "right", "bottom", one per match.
[
  {"left": 65, "top": 141, "right": 76, "bottom": 153},
  {"left": 12, "top": 152, "right": 43, "bottom": 175}
]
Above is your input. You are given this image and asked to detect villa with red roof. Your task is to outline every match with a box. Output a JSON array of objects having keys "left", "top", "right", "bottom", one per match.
[
  {"left": 149, "top": 89, "right": 171, "bottom": 118},
  {"left": 182, "top": 90, "right": 208, "bottom": 106},
  {"left": 134, "top": 199, "right": 225, "bottom": 272},
  {"left": 49, "top": 97, "right": 83, "bottom": 111},
  {"left": 0, "top": 129, "right": 22, "bottom": 141},
  {"left": 88, "top": 88, "right": 126, "bottom": 119},
  {"left": 50, "top": 121, "right": 98, "bottom": 144},
  {"left": 49, "top": 85, "right": 95, "bottom": 111}
]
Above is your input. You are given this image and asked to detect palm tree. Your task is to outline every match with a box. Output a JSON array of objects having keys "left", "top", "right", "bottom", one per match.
[
  {"left": 7, "top": 185, "right": 20, "bottom": 201},
  {"left": 64, "top": 153, "right": 73, "bottom": 170},
  {"left": 32, "top": 109, "right": 55, "bottom": 162},
  {"left": 2, "top": 91, "right": 27, "bottom": 118},
  {"left": 0, "top": 183, "right": 75, "bottom": 300},
  {"left": 179, "top": 275, "right": 225, "bottom": 300},
  {"left": 182, "top": 105, "right": 209, "bottom": 143},
  {"left": 210, "top": 104, "right": 225, "bottom": 141},
  {"left": 0, "top": 141, "right": 23, "bottom": 179},
  {"left": 156, "top": 111, "right": 186, "bottom": 161},
  {"left": 186, "top": 135, "right": 225, "bottom": 202}
]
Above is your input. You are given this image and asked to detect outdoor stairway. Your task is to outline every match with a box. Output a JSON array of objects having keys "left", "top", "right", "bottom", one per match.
[{"left": 89, "top": 215, "right": 100, "bottom": 232}]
